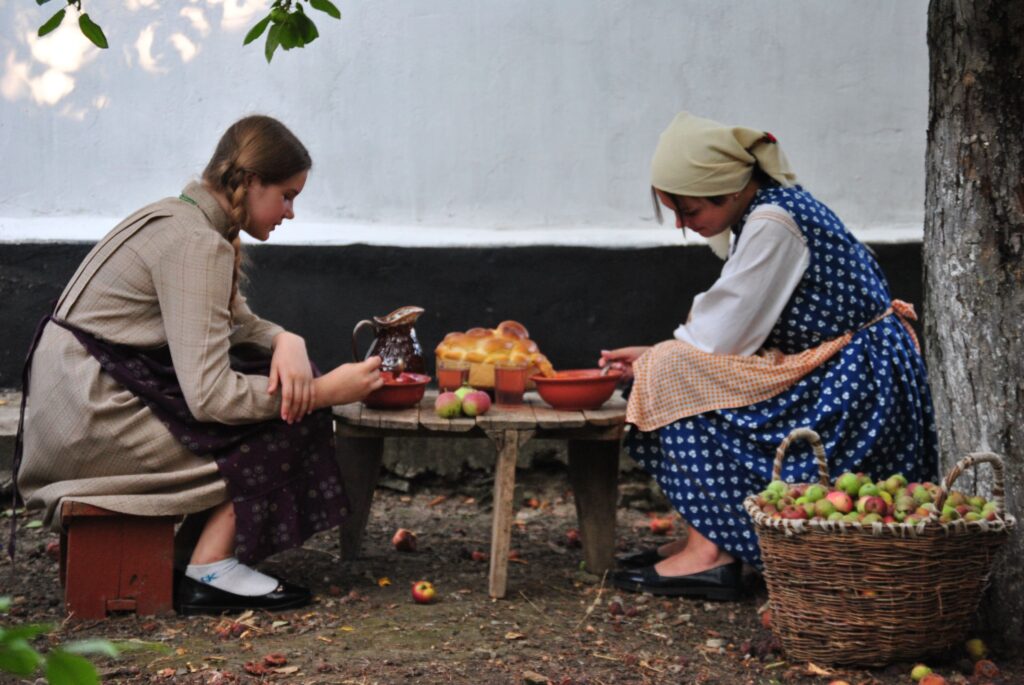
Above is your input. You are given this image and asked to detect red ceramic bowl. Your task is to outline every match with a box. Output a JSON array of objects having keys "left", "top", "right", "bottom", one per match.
[
  {"left": 363, "top": 372, "right": 431, "bottom": 409},
  {"left": 530, "top": 369, "right": 622, "bottom": 410}
]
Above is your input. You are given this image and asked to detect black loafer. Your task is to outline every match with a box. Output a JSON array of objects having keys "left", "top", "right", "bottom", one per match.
[
  {"left": 175, "top": 575, "right": 312, "bottom": 615},
  {"left": 616, "top": 547, "right": 665, "bottom": 569},
  {"left": 611, "top": 560, "right": 743, "bottom": 600}
]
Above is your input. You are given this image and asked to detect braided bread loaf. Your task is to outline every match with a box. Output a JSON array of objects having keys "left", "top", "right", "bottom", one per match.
[{"left": 435, "top": 320, "right": 556, "bottom": 388}]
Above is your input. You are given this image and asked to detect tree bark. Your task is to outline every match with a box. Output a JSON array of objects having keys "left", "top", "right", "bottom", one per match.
[{"left": 925, "top": 0, "right": 1024, "bottom": 647}]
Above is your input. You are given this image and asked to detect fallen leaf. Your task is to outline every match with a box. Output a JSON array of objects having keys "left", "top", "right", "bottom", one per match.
[
  {"left": 270, "top": 620, "right": 289, "bottom": 629},
  {"left": 807, "top": 662, "right": 834, "bottom": 676},
  {"left": 428, "top": 495, "right": 447, "bottom": 507},
  {"left": 340, "top": 626, "right": 355, "bottom": 632},
  {"left": 378, "top": 577, "right": 391, "bottom": 587},
  {"left": 271, "top": 666, "right": 300, "bottom": 675},
  {"left": 317, "top": 636, "right": 333, "bottom": 643},
  {"left": 262, "top": 653, "right": 287, "bottom": 667},
  {"left": 243, "top": 662, "right": 268, "bottom": 676},
  {"left": 505, "top": 632, "right": 525, "bottom": 640},
  {"left": 462, "top": 497, "right": 476, "bottom": 505}
]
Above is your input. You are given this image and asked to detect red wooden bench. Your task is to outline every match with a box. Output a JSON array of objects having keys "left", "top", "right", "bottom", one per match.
[{"left": 59, "top": 501, "right": 179, "bottom": 620}]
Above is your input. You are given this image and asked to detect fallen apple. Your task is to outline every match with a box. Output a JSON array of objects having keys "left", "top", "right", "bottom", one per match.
[
  {"left": 965, "top": 637, "right": 988, "bottom": 661},
  {"left": 411, "top": 580, "right": 436, "bottom": 604},
  {"left": 391, "top": 528, "right": 417, "bottom": 552},
  {"left": 910, "top": 664, "right": 932, "bottom": 681},
  {"left": 648, "top": 517, "right": 673, "bottom": 534}
]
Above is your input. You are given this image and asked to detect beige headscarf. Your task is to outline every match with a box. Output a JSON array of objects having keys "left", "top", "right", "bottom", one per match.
[
  {"left": 651, "top": 112, "right": 797, "bottom": 197},
  {"left": 650, "top": 112, "right": 797, "bottom": 258}
]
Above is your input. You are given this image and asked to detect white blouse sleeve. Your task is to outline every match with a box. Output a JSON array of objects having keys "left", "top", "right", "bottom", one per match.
[{"left": 673, "top": 204, "right": 810, "bottom": 356}]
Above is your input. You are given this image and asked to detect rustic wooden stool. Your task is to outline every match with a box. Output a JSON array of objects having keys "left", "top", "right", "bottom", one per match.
[{"left": 59, "top": 501, "right": 179, "bottom": 620}]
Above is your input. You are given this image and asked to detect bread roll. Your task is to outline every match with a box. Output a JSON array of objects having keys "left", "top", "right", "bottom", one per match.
[{"left": 435, "top": 320, "right": 556, "bottom": 388}]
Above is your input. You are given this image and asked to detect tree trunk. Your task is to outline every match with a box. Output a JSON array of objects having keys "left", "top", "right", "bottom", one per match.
[{"left": 925, "top": 0, "right": 1024, "bottom": 647}]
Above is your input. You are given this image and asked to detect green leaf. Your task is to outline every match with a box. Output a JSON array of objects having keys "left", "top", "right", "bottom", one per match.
[
  {"left": 24, "top": 520, "right": 43, "bottom": 529},
  {"left": 0, "top": 597, "right": 10, "bottom": 612},
  {"left": 243, "top": 14, "right": 271, "bottom": 45},
  {"left": 309, "top": 0, "right": 341, "bottom": 20},
  {"left": 294, "top": 13, "right": 319, "bottom": 44},
  {"left": 37, "top": 8, "right": 65, "bottom": 37},
  {"left": 36, "top": 0, "right": 54, "bottom": 5},
  {"left": 264, "top": 23, "right": 281, "bottom": 62},
  {"left": 278, "top": 19, "right": 300, "bottom": 49},
  {"left": 78, "top": 13, "right": 108, "bottom": 49},
  {"left": 62, "top": 639, "right": 119, "bottom": 658},
  {"left": 0, "top": 639, "right": 42, "bottom": 676},
  {"left": 1, "top": 623, "right": 53, "bottom": 641},
  {"left": 45, "top": 649, "right": 98, "bottom": 685}
]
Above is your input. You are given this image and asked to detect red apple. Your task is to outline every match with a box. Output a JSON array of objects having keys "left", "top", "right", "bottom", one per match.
[
  {"left": 411, "top": 580, "right": 436, "bottom": 604},
  {"left": 391, "top": 528, "right": 417, "bottom": 552},
  {"left": 461, "top": 390, "right": 492, "bottom": 417},
  {"left": 826, "top": 490, "right": 854, "bottom": 514},
  {"left": 649, "top": 517, "right": 673, "bottom": 534}
]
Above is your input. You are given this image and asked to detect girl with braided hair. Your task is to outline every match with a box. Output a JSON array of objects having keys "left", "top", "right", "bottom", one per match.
[{"left": 14, "top": 115, "right": 383, "bottom": 614}]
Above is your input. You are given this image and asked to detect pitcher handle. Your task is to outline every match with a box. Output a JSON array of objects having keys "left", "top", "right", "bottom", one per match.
[{"left": 351, "top": 319, "right": 376, "bottom": 361}]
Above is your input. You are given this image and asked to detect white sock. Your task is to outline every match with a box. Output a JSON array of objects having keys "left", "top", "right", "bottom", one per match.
[{"left": 186, "top": 557, "right": 280, "bottom": 597}]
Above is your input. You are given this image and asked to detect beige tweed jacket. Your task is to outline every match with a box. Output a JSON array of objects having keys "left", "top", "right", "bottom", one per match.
[{"left": 18, "top": 182, "right": 286, "bottom": 528}]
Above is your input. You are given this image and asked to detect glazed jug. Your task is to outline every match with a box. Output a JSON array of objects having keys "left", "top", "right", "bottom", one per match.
[{"left": 352, "top": 306, "right": 426, "bottom": 374}]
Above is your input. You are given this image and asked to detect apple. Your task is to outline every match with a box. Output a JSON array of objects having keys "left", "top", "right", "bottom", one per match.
[
  {"left": 835, "top": 472, "right": 861, "bottom": 497},
  {"left": 766, "top": 480, "right": 788, "bottom": 496},
  {"left": 813, "top": 498, "right": 836, "bottom": 518},
  {"left": 461, "top": 390, "right": 492, "bottom": 417},
  {"left": 435, "top": 391, "right": 462, "bottom": 418},
  {"left": 411, "top": 580, "right": 436, "bottom": 604},
  {"left": 391, "top": 528, "right": 417, "bottom": 552},
  {"left": 649, "top": 517, "right": 674, "bottom": 534},
  {"left": 804, "top": 484, "right": 828, "bottom": 503},
  {"left": 910, "top": 663, "right": 932, "bottom": 681},
  {"left": 780, "top": 504, "right": 808, "bottom": 520},
  {"left": 826, "top": 490, "right": 854, "bottom": 514},
  {"left": 965, "top": 637, "right": 988, "bottom": 661},
  {"left": 918, "top": 675, "right": 947, "bottom": 685},
  {"left": 565, "top": 528, "right": 582, "bottom": 548},
  {"left": 454, "top": 385, "right": 474, "bottom": 401},
  {"left": 858, "top": 482, "right": 881, "bottom": 498}
]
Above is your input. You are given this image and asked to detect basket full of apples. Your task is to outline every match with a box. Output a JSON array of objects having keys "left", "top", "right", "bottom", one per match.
[{"left": 743, "top": 427, "right": 1016, "bottom": 667}]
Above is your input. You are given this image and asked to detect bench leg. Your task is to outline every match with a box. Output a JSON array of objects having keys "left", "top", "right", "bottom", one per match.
[
  {"left": 567, "top": 438, "right": 620, "bottom": 577},
  {"left": 335, "top": 436, "right": 384, "bottom": 560},
  {"left": 64, "top": 516, "right": 175, "bottom": 620}
]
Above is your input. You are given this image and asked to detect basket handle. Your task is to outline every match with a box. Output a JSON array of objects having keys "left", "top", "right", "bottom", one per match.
[
  {"left": 933, "top": 451, "right": 1007, "bottom": 512},
  {"left": 772, "top": 427, "right": 830, "bottom": 486}
]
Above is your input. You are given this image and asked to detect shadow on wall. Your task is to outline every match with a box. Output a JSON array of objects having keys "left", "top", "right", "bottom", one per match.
[{"left": 0, "top": 243, "right": 924, "bottom": 387}]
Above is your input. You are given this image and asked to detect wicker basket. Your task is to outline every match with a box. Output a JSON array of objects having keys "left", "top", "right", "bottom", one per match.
[{"left": 743, "top": 427, "right": 1016, "bottom": 667}]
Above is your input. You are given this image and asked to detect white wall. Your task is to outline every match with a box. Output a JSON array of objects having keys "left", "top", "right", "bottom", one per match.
[{"left": 0, "top": 0, "right": 929, "bottom": 246}]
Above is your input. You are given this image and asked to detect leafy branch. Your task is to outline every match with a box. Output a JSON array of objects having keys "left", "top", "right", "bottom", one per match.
[
  {"left": 1, "top": 596, "right": 168, "bottom": 684},
  {"left": 32, "top": 0, "right": 342, "bottom": 61}
]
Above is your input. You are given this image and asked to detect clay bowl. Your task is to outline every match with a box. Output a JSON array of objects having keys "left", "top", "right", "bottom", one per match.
[
  {"left": 363, "top": 372, "right": 431, "bottom": 409},
  {"left": 530, "top": 369, "right": 623, "bottom": 411}
]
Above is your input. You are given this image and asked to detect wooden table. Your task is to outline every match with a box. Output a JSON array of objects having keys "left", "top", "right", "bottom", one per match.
[{"left": 333, "top": 390, "right": 627, "bottom": 598}]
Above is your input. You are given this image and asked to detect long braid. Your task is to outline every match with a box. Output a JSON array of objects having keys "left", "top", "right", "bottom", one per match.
[{"left": 222, "top": 165, "right": 249, "bottom": 309}]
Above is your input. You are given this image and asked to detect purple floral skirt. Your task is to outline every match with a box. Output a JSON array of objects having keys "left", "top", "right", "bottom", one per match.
[{"left": 51, "top": 318, "right": 349, "bottom": 564}]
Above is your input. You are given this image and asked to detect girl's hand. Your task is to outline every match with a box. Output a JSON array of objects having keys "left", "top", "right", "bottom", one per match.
[
  {"left": 268, "top": 332, "right": 315, "bottom": 423},
  {"left": 314, "top": 356, "right": 385, "bottom": 407},
  {"left": 598, "top": 346, "right": 650, "bottom": 382}
]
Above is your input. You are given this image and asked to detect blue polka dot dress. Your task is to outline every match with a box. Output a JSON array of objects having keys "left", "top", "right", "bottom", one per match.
[{"left": 627, "top": 185, "right": 939, "bottom": 569}]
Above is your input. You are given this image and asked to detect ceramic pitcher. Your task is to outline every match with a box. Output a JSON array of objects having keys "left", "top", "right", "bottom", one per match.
[{"left": 351, "top": 306, "right": 426, "bottom": 374}]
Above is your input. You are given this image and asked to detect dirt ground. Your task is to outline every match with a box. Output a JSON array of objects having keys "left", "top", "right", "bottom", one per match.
[{"left": 2, "top": 465, "right": 1022, "bottom": 685}]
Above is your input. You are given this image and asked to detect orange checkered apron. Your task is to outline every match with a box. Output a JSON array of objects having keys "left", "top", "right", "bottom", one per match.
[{"left": 626, "top": 301, "right": 919, "bottom": 432}]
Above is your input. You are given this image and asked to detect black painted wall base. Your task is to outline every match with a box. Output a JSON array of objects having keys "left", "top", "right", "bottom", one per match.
[{"left": 0, "top": 242, "right": 924, "bottom": 387}]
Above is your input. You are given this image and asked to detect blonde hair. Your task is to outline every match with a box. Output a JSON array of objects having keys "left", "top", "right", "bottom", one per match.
[{"left": 202, "top": 115, "right": 311, "bottom": 305}]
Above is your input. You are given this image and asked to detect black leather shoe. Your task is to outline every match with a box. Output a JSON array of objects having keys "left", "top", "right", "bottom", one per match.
[
  {"left": 611, "top": 560, "right": 743, "bottom": 600},
  {"left": 175, "top": 575, "right": 312, "bottom": 615},
  {"left": 616, "top": 547, "right": 665, "bottom": 569}
]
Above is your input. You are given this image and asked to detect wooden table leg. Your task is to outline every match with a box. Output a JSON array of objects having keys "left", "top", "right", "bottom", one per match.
[
  {"left": 567, "top": 438, "right": 621, "bottom": 576},
  {"left": 485, "top": 428, "right": 532, "bottom": 599},
  {"left": 334, "top": 435, "right": 385, "bottom": 560}
]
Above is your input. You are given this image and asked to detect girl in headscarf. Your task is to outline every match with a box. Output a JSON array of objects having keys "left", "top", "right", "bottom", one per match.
[{"left": 602, "top": 112, "right": 938, "bottom": 599}]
